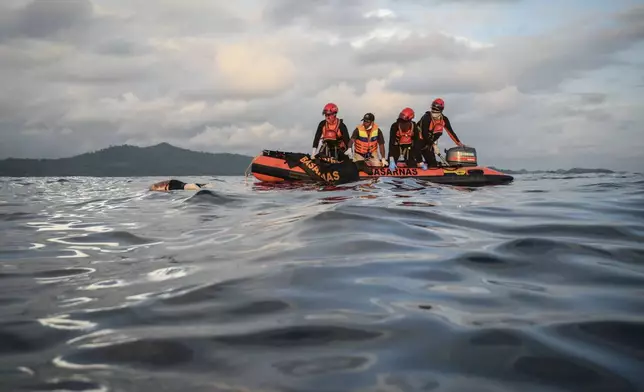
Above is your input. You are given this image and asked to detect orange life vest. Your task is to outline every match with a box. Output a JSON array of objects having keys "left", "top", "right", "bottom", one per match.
[
  {"left": 429, "top": 116, "right": 445, "bottom": 136},
  {"left": 323, "top": 120, "right": 342, "bottom": 141},
  {"left": 397, "top": 122, "right": 414, "bottom": 145},
  {"left": 354, "top": 123, "right": 379, "bottom": 157}
]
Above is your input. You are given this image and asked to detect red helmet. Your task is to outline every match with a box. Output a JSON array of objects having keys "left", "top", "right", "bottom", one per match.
[
  {"left": 399, "top": 107, "right": 415, "bottom": 121},
  {"left": 322, "top": 102, "right": 338, "bottom": 115},
  {"left": 431, "top": 98, "right": 444, "bottom": 112}
]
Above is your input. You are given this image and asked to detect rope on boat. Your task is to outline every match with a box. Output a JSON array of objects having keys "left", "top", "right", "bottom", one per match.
[{"left": 244, "top": 161, "right": 252, "bottom": 184}]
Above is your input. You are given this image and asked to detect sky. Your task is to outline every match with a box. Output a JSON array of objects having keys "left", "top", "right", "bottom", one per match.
[{"left": 0, "top": 0, "right": 643, "bottom": 171}]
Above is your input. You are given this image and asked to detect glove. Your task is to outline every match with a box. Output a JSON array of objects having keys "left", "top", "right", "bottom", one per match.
[
  {"left": 344, "top": 148, "right": 353, "bottom": 158},
  {"left": 421, "top": 162, "right": 428, "bottom": 170},
  {"left": 388, "top": 157, "right": 397, "bottom": 171},
  {"left": 311, "top": 147, "right": 317, "bottom": 157},
  {"left": 381, "top": 158, "right": 388, "bottom": 167},
  {"left": 433, "top": 143, "right": 439, "bottom": 155}
]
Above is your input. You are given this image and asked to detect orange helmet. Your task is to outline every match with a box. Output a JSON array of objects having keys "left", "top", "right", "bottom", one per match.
[
  {"left": 431, "top": 98, "right": 444, "bottom": 112},
  {"left": 399, "top": 107, "right": 415, "bottom": 121},
  {"left": 322, "top": 102, "right": 339, "bottom": 115}
]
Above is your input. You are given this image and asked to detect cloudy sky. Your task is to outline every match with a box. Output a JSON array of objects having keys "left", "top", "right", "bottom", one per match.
[{"left": 1, "top": 0, "right": 643, "bottom": 170}]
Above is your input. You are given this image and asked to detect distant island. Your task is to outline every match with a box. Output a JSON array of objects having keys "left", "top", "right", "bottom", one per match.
[
  {"left": 0, "top": 143, "right": 255, "bottom": 177},
  {"left": 0, "top": 143, "right": 623, "bottom": 177},
  {"left": 488, "top": 167, "right": 615, "bottom": 175}
]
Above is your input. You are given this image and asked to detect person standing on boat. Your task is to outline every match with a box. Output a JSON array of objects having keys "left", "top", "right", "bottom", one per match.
[
  {"left": 347, "top": 112, "right": 387, "bottom": 167},
  {"left": 311, "top": 102, "right": 351, "bottom": 160},
  {"left": 416, "top": 98, "right": 464, "bottom": 167},
  {"left": 388, "top": 107, "right": 425, "bottom": 171}
]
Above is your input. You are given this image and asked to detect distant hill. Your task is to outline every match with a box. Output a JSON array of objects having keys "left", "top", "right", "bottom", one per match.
[
  {"left": 489, "top": 166, "right": 615, "bottom": 175},
  {"left": 0, "top": 144, "right": 622, "bottom": 177},
  {"left": 0, "top": 143, "right": 255, "bottom": 177}
]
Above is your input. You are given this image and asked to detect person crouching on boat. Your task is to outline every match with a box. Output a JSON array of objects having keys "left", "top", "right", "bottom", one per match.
[
  {"left": 149, "top": 179, "right": 208, "bottom": 191},
  {"left": 417, "top": 98, "right": 463, "bottom": 167},
  {"left": 388, "top": 107, "right": 425, "bottom": 171},
  {"left": 347, "top": 112, "right": 387, "bottom": 167},
  {"left": 311, "top": 102, "right": 351, "bottom": 160}
]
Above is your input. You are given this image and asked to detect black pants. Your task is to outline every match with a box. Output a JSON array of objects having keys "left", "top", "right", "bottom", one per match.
[
  {"left": 353, "top": 160, "right": 372, "bottom": 174},
  {"left": 416, "top": 141, "right": 438, "bottom": 168},
  {"left": 390, "top": 144, "right": 417, "bottom": 167}
]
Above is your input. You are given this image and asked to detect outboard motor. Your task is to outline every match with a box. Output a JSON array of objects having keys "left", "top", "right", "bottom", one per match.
[{"left": 445, "top": 146, "right": 477, "bottom": 167}]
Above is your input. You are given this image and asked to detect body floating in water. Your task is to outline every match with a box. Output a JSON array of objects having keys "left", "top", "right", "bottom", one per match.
[{"left": 149, "top": 179, "right": 209, "bottom": 191}]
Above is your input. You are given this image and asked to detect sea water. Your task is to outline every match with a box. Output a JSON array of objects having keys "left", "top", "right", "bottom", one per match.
[{"left": 0, "top": 173, "right": 643, "bottom": 391}]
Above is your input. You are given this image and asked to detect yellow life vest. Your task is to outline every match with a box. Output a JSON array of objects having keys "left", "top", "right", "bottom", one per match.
[{"left": 354, "top": 123, "right": 380, "bottom": 157}]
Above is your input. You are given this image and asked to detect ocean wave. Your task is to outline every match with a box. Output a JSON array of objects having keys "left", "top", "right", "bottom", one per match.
[{"left": 0, "top": 174, "right": 643, "bottom": 391}]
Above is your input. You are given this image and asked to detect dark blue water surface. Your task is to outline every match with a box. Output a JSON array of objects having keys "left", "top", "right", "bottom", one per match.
[{"left": 1, "top": 173, "right": 643, "bottom": 392}]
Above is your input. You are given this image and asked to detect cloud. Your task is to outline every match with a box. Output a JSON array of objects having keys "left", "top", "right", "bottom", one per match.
[
  {"left": 429, "top": 0, "right": 521, "bottom": 3},
  {"left": 262, "top": 0, "right": 409, "bottom": 40},
  {"left": 94, "top": 38, "right": 151, "bottom": 57},
  {"left": 0, "top": 0, "right": 642, "bottom": 172},
  {"left": 576, "top": 93, "right": 608, "bottom": 105},
  {"left": 385, "top": 4, "right": 644, "bottom": 95},
  {"left": 263, "top": 0, "right": 369, "bottom": 28},
  {"left": 364, "top": 9, "right": 397, "bottom": 19},
  {"left": 353, "top": 31, "right": 491, "bottom": 64},
  {"left": 0, "top": 0, "right": 93, "bottom": 42},
  {"left": 213, "top": 41, "right": 297, "bottom": 98}
]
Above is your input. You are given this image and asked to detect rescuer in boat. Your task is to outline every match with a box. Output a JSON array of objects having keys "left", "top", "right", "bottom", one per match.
[
  {"left": 149, "top": 179, "right": 208, "bottom": 191},
  {"left": 347, "top": 112, "right": 387, "bottom": 167},
  {"left": 311, "top": 102, "right": 351, "bottom": 160},
  {"left": 417, "top": 98, "right": 464, "bottom": 167},
  {"left": 388, "top": 107, "right": 425, "bottom": 171}
]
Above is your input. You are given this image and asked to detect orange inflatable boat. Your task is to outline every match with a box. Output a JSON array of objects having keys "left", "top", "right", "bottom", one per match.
[{"left": 250, "top": 147, "right": 514, "bottom": 186}]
